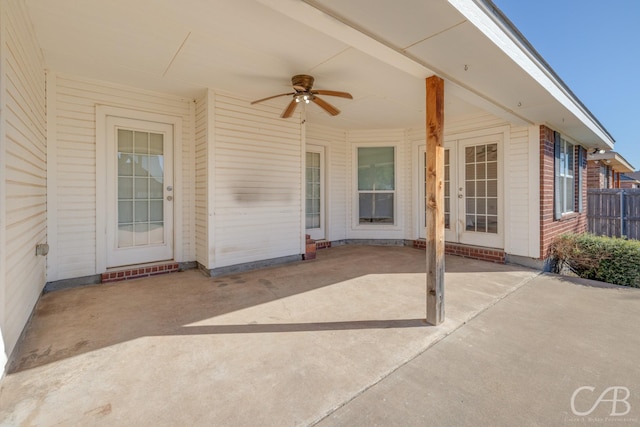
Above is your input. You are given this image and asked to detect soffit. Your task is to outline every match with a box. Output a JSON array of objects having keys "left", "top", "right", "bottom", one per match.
[{"left": 24, "top": 0, "right": 612, "bottom": 144}]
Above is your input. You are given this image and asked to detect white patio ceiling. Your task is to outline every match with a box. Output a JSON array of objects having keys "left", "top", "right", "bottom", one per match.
[{"left": 25, "top": 0, "right": 613, "bottom": 148}]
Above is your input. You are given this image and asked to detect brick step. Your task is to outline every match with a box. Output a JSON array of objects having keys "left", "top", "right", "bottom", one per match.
[
  {"left": 303, "top": 234, "right": 317, "bottom": 260},
  {"left": 101, "top": 262, "right": 180, "bottom": 283}
]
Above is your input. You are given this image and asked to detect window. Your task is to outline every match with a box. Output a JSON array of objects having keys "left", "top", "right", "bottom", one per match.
[
  {"left": 357, "top": 147, "right": 395, "bottom": 224},
  {"left": 555, "top": 136, "right": 575, "bottom": 215}
]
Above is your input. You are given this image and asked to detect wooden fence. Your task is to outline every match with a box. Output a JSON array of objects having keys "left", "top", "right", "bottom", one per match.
[{"left": 587, "top": 189, "right": 640, "bottom": 239}]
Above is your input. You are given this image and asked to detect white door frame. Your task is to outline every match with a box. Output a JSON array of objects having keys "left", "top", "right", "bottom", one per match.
[{"left": 96, "top": 106, "right": 183, "bottom": 273}]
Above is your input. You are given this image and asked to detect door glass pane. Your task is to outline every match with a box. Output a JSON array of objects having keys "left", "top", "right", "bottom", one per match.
[
  {"left": 464, "top": 143, "right": 498, "bottom": 234},
  {"left": 487, "top": 216, "right": 498, "bottom": 233},
  {"left": 487, "top": 144, "right": 498, "bottom": 161},
  {"left": 134, "top": 223, "right": 149, "bottom": 246},
  {"left": 476, "top": 163, "right": 486, "bottom": 179},
  {"left": 118, "top": 225, "right": 134, "bottom": 248},
  {"left": 117, "top": 128, "right": 164, "bottom": 248},
  {"left": 465, "top": 147, "right": 474, "bottom": 163},
  {"left": 134, "top": 201, "right": 149, "bottom": 222},
  {"left": 118, "top": 177, "right": 133, "bottom": 199},
  {"left": 118, "top": 130, "right": 134, "bottom": 153},
  {"left": 149, "top": 133, "right": 164, "bottom": 155},
  {"left": 135, "top": 177, "right": 149, "bottom": 198},
  {"left": 305, "top": 152, "right": 321, "bottom": 230},
  {"left": 118, "top": 201, "right": 133, "bottom": 223},
  {"left": 118, "top": 154, "right": 133, "bottom": 176},
  {"left": 134, "top": 131, "right": 148, "bottom": 153}
]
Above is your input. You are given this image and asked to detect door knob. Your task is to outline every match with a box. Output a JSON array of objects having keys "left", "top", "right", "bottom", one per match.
[{"left": 167, "top": 195, "right": 173, "bottom": 201}]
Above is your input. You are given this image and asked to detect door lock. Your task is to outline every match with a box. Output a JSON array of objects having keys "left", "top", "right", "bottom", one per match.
[
  {"left": 167, "top": 195, "right": 173, "bottom": 201},
  {"left": 166, "top": 186, "right": 173, "bottom": 191}
]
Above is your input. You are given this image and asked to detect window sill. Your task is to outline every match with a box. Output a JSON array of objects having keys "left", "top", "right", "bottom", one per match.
[{"left": 558, "top": 212, "right": 581, "bottom": 222}]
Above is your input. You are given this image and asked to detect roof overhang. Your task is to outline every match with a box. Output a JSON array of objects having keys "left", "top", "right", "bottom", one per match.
[{"left": 588, "top": 152, "right": 635, "bottom": 173}]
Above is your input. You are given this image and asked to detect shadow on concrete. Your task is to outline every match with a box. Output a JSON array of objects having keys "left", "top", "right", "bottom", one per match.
[
  {"left": 7, "top": 245, "right": 525, "bottom": 373},
  {"left": 177, "top": 318, "right": 429, "bottom": 335}
]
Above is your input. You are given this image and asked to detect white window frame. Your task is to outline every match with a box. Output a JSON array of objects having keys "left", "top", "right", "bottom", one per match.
[
  {"left": 558, "top": 138, "right": 575, "bottom": 215},
  {"left": 352, "top": 144, "right": 398, "bottom": 229}
]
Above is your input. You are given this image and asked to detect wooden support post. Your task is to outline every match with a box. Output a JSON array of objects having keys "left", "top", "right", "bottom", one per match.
[
  {"left": 616, "top": 172, "right": 621, "bottom": 189},
  {"left": 425, "top": 75, "right": 445, "bottom": 326}
]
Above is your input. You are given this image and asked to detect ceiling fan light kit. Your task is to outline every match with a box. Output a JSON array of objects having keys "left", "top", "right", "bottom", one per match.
[{"left": 251, "top": 74, "right": 353, "bottom": 118}]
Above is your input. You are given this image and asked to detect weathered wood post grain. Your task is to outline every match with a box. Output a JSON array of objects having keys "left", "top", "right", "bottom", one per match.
[{"left": 425, "top": 75, "right": 445, "bottom": 326}]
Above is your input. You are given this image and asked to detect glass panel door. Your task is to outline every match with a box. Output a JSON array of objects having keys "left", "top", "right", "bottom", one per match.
[
  {"left": 463, "top": 143, "right": 498, "bottom": 234},
  {"left": 106, "top": 116, "right": 174, "bottom": 268},
  {"left": 305, "top": 145, "right": 325, "bottom": 240},
  {"left": 117, "top": 129, "right": 165, "bottom": 248},
  {"left": 306, "top": 152, "right": 321, "bottom": 229},
  {"left": 457, "top": 135, "right": 503, "bottom": 248}
]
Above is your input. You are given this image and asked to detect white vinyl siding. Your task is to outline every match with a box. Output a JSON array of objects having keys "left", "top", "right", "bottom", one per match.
[
  {"left": 51, "top": 74, "right": 194, "bottom": 280},
  {"left": 195, "top": 91, "right": 210, "bottom": 268},
  {"left": 212, "top": 94, "right": 303, "bottom": 268},
  {"left": 505, "top": 125, "right": 536, "bottom": 257},
  {"left": 306, "top": 123, "right": 347, "bottom": 242},
  {"left": 0, "top": 0, "right": 47, "bottom": 357}
]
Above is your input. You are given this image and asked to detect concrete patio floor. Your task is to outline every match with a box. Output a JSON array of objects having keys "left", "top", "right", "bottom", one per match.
[{"left": 2, "top": 244, "right": 627, "bottom": 426}]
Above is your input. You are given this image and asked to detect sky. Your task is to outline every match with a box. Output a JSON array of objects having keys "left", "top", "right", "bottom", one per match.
[{"left": 492, "top": 0, "right": 640, "bottom": 171}]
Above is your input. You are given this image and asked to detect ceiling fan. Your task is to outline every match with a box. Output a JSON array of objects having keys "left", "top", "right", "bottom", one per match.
[{"left": 251, "top": 74, "right": 353, "bottom": 118}]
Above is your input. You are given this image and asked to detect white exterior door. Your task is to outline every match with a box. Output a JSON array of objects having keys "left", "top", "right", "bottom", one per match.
[
  {"left": 454, "top": 134, "right": 503, "bottom": 248},
  {"left": 420, "top": 133, "right": 503, "bottom": 248},
  {"left": 106, "top": 117, "right": 174, "bottom": 267},
  {"left": 305, "top": 145, "right": 325, "bottom": 240},
  {"left": 419, "top": 146, "right": 453, "bottom": 241}
]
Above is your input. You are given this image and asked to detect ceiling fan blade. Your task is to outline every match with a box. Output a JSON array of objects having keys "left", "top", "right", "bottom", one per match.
[
  {"left": 251, "top": 92, "right": 295, "bottom": 104},
  {"left": 281, "top": 99, "right": 299, "bottom": 118},
  {"left": 311, "top": 90, "right": 353, "bottom": 99},
  {"left": 312, "top": 96, "right": 340, "bottom": 116}
]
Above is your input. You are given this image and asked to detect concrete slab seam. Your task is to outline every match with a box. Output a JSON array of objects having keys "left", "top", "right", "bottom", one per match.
[{"left": 309, "top": 271, "right": 543, "bottom": 426}]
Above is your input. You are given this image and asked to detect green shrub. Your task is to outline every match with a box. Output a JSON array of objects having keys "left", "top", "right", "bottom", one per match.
[{"left": 550, "top": 233, "right": 640, "bottom": 288}]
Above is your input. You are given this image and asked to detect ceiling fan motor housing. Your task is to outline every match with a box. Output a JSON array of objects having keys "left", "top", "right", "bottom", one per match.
[{"left": 292, "top": 74, "right": 315, "bottom": 92}]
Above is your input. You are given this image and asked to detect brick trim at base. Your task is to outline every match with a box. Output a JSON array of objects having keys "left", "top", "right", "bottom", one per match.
[
  {"left": 315, "top": 240, "right": 331, "bottom": 249},
  {"left": 412, "top": 240, "right": 505, "bottom": 264},
  {"left": 101, "top": 262, "right": 180, "bottom": 283}
]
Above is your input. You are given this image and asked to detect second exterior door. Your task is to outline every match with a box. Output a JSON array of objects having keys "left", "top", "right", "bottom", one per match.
[{"left": 420, "top": 133, "right": 503, "bottom": 248}]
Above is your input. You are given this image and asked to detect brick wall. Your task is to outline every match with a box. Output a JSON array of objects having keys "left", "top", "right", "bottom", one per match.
[
  {"left": 587, "top": 161, "right": 605, "bottom": 188},
  {"left": 539, "top": 125, "right": 587, "bottom": 258},
  {"left": 412, "top": 240, "right": 505, "bottom": 264},
  {"left": 587, "top": 161, "right": 615, "bottom": 189}
]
